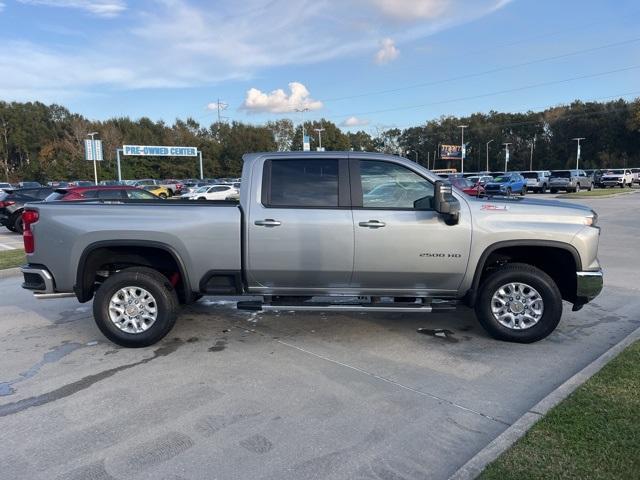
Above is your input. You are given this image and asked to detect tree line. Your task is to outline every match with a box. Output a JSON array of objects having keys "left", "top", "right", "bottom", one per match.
[{"left": 1, "top": 97, "right": 639, "bottom": 182}]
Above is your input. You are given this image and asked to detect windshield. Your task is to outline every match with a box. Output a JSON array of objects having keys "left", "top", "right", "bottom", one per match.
[
  {"left": 604, "top": 169, "right": 624, "bottom": 174},
  {"left": 492, "top": 176, "right": 511, "bottom": 183},
  {"left": 552, "top": 171, "right": 571, "bottom": 178}
]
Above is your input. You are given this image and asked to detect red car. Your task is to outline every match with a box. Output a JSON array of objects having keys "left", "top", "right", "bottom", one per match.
[
  {"left": 450, "top": 177, "right": 485, "bottom": 197},
  {"left": 45, "top": 185, "right": 160, "bottom": 201}
]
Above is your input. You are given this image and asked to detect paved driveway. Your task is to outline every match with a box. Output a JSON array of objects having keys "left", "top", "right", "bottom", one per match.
[
  {"left": 0, "top": 193, "right": 638, "bottom": 480},
  {"left": 0, "top": 228, "right": 22, "bottom": 250}
]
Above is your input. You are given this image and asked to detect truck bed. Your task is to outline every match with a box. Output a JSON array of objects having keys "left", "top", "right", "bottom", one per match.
[{"left": 25, "top": 200, "right": 242, "bottom": 295}]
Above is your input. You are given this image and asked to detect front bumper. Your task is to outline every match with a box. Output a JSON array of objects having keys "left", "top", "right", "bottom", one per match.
[
  {"left": 576, "top": 269, "right": 604, "bottom": 302},
  {"left": 601, "top": 179, "right": 622, "bottom": 186}
]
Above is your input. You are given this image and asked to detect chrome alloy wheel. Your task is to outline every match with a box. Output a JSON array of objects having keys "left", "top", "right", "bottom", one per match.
[
  {"left": 490, "top": 282, "right": 544, "bottom": 330},
  {"left": 108, "top": 287, "right": 158, "bottom": 334}
]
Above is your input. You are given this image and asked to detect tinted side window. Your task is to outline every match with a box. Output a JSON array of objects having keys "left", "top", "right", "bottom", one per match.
[
  {"left": 265, "top": 159, "right": 339, "bottom": 207},
  {"left": 81, "top": 190, "right": 99, "bottom": 199},
  {"left": 359, "top": 160, "right": 434, "bottom": 209},
  {"left": 98, "top": 190, "right": 124, "bottom": 200}
]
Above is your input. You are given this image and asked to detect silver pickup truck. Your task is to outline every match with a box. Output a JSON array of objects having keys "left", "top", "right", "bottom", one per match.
[{"left": 21, "top": 152, "right": 603, "bottom": 347}]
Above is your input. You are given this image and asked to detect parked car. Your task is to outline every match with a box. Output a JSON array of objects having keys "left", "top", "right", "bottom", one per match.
[
  {"left": 519, "top": 171, "right": 551, "bottom": 193},
  {"left": 450, "top": 177, "right": 484, "bottom": 197},
  {"left": 20, "top": 151, "right": 603, "bottom": 348},
  {"left": 181, "top": 181, "right": 209, "bottom": 196},
  {"left": 131, "top": 179, "right": 160, "bottom": 187},
  {"left": 0, "top": 182, "right": 14, "bottom": 192},
  {"left": 600, "top": 168, "right": 634, "bottom": 188},
  {"left": 160, "top": 179, "right": 184, "bottom": 195},
  {"left": 585, "top": 169, "right": 604, "bottom": 188},
  {"left": 69, "top": 180, "right": 94, "bottom": 187},
  {"left": 18, "top": 181, "right": 42, "bottom": 188},
  {"left": 0, "top": 187, "right": 52, "bottom": 233},
  {"left": 483, "top": 173, "right": 526, "bottom": 196},
  {"left": 549, "top": 170, "right": 593, "bottom": 193},
  {"left": 630, "top": 168, "right": 640, "bottom": 185},
  {"left": 189, "top": 184, "right": 239, "bottom": 200},
  {"left": 45, "top": 186, "right": 160, "bottom": 202},
  {"left": 143, "top": 185, "right": 172, "bottom": 198},
  {"left": 467, "top": 175, "right": 494, "bottom": 187}
]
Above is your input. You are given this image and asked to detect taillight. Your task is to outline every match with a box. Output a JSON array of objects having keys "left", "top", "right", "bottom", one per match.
[
  {"left": 22, "top": 209, "right": 39, "bottom": 254},
  {"left": 0, "top": 200, "right": 16, "bottom": 208}
]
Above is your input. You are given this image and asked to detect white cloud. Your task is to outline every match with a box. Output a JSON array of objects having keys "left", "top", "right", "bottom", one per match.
[
  {"left": 341, "top": 116, "right": 370, "bottom": 127},
  {"left": 18, "top": 0, "right": 126, "bottom": 17},
  {"left": 0, "top": 0, "right": 512, "bottom": 101},
  {"left": 375, "top": 38, "right": 399, "bottom": 64},
  {"left": 241, "top": 82, "right": 323, "bottom": 114},
  {"left": 0, "top": 2, "right": 5, "bottom": 13},
  {"left": 371, "top": 0, "right": 449, "bottom": 20}
]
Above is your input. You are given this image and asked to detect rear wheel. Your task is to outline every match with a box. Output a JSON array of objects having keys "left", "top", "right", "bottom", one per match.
[
  {"left": 550, "top": 189, "right": 557, "bottom": 194},
  {"left": 13, "top": 214, "right": 24, "bottom": 234},
  {"left": 475, "top": 263, "right": 563, "bottom": 343},
  {"left": 575, "top": 184, "right": 581, "bottom": 193},
  {"left": 159, "top": 192, "right": 168, "bottom": 199},
  {"left": 93, "top": 267, "right": 178, "bottom": 347}
]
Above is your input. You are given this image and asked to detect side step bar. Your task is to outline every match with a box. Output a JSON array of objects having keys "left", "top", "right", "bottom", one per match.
[{"left": 236, "top": 300, "right": 456, "bottom": 314}]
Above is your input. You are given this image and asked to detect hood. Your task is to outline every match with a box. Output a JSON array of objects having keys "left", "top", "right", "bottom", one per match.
[{"left": 465, "top": 195, "right": 595, "bottom": 224}]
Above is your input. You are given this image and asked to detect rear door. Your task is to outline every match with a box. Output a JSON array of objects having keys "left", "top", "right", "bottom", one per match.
[
  {"left": 246, "top": 157, "right": 354, "bottom": 291},
  {"left": 350, "top": 158, "right": 471, "bottom": 295}
]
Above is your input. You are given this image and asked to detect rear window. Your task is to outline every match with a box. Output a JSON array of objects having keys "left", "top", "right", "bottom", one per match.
[
  {"left": 520, "top": 172, "right": 538, "bottom": 179},
  {"left": 264, "top": 159, "right": 339, "bottom": 207},
  {"left": 45, "top": 192, "right": 66, "bottom": 201},
  {"left": 552, "top": 171, "right": 571, "bottom": 178}
]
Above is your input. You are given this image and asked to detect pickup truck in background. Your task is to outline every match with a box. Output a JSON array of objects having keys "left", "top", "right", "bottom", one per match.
[
  {"left": 20, "top": 152, "right": 603, "bottom": 347},
  {"left": 600, "top": 169, "right": 634, "bottom": 188}
]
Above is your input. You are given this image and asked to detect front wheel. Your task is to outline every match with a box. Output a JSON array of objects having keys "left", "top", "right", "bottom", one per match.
[
  {"left": 93, "top": 267, "right": 179, "bottom": 347},
  {"left": 159, "top": 192, "right": 168, "bottom": 199},
  {"left": 475, "top": 263, "right": 563, "bottom": 343}
]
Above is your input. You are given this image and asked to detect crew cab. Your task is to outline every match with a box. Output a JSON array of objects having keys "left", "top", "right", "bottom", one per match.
[{"left": 21, "top": 152, "right": 603, "bottom": 347}]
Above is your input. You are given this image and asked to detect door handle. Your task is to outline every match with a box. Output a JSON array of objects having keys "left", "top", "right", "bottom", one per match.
[
  {"left": 358, "top": 220, "right": 386, "bottom": 228},
  {"left": 254, "top": 219, "right": 282, "bottom": 227}
]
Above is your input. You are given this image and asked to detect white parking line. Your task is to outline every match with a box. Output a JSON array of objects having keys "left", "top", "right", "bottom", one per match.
[{"left": 0, "top": 243, "right": 16, "bottom": 251}]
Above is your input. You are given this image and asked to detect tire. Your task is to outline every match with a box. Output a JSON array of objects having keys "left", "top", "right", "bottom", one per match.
[
  {"left": 550, "top": 189, "right": 557, "bottom": 194},
  {"left": 588, "top": 183, "right": 593, "bottom": 191},
  {"left": 506, "top": 187, "right": 512, "bottom": 196},
  {"left": 520, "top": 187, "right": 526, "bottom": 196},
  {"left": 620, "top": 183, "right": 624, "bottom": 189},
  {"left": 92, "top": 267, "right": 179, "bottom": 348},
  {"left": 13, "top": 214, "right": 24, "bottom": 234},
  {"left": 198, "top": 197, "right": 206, "bottom": 200},
  {"left": 474, "top": 263, "right": 563, "bottom": 343},
  {"left": 575, "top": 184, "right": 581, "bottom": 193},
  {"left": 6, "top": 224, "right": 16, "bottom": 232},
  {"left": 159, "top": 193, "right": 168, "bottom": 199}
]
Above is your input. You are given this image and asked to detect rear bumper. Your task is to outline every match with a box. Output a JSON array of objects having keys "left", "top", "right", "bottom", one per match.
[
  {"left": 576, "top": 269, "right": 603, "bottom": 302},
  {"left": 21, "top": 265, "right": 55, "bottom": 293}
]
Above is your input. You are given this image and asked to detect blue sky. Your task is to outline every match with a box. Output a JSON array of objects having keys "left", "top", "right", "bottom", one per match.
[{"left": 0, "top": 0, "right": 639, "bottom": 132}]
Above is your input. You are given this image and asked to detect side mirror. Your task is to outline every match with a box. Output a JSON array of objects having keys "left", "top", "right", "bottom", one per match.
[{"left": 433, "top": 180, "right": 460, "bottom": 225}]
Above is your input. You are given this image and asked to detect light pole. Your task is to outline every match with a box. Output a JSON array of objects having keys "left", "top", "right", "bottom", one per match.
[
  {"left": 529, "top": 134, "right": 536, "bottom": 171},
  {"left": 314, "top": 127, "right": 325, "bottom": 151},
  {"left": 503, "top": 143, "right": 512, "bottom": 172},
  {"left": 572, "top": 137, "right": 585, "bottom": 170},
  {"left": 87, "top": 131, "right": 99, "bottom": 185},
  {"left": 485, "top": 139, "right": 494, "bottom": 172},
  {"left": 295, "top": 108, "right": 310, "bottom": 151},
  {"left": 458, "top": 125, "right": 468, "bottom": 174},
  {"left": 427, "top": 151, "right": 430, "bottom": 170}
]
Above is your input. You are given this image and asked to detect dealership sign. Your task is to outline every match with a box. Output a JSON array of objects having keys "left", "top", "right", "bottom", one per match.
[
  {"left": 440, "top": 144, "right": 463, "bottom": 160},
  {"left": 123, "top": 145, "right": 198, "bottom": 157}
]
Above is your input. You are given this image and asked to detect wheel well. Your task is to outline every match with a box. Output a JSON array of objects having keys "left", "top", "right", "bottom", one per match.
[
  {"left": 472, "top": 245, "right": 578, "bottom": 304},
  {"left": 76, "top": 245, "right": 190, "bottom": 303}
]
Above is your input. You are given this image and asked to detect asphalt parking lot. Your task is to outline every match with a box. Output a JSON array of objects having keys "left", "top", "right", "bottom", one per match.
[{"left": 1, "top": 192, "right": 639, "bottom": 480}]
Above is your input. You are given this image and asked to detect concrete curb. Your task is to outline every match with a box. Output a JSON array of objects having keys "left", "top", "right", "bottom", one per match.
[
  {"left": 449, "top": 325, "right": 640, "bottom": 480},
  {"left": 0, "top": 267, "right": 21, "bottom": 279}
]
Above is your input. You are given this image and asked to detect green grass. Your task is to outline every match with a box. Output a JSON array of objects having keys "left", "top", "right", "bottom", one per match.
[
  {"left": 562, "top": 187, "right": 637, "bottom": 198},
  {"left": 481, "top": 340, "right": 640, "bottom": 480},
  {"left": 0, "top": 249, "right": 25, "bottom": 270}
]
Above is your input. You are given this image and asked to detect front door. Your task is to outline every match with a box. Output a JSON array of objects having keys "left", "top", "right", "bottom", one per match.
[
  {"left": 246, "top": 157, "right": 354, "bottom": 292},
  {"left": 350, "top": 159, "right": 472, "bottom": 296}
]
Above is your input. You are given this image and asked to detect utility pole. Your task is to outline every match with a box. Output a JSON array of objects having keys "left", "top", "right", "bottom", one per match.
[
  {"left": 295, "top": 108, "right": 310, "bottom": 151},
  {"left": 458, "top": 125, "right": 468, "bottom": 174},
  {"left": 485, "top": 139, "right": 494, "bottom": 172},
  {"left": 212, "top": 98, "right": 228, "bottom": 124},
  {"left": 314, "top": 127, "right": 325, "bottom": 151},
  {"left": 427, "top": 151, "right": 430, "bottom": 170},
  {"left": 87, "top": 131, "right": 99, "bottom": 185},
  {"left": 529, "top": 134, "right": 536, "bottom": 171},
  {"left": 572, "top": 137, "right": 585, "bottom": 170},
  {"left": 503, "top": 143, "right": 512, "bottom": 172}
]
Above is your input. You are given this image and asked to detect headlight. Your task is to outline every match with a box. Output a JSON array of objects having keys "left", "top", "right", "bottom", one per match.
[{"left": 584, "top": 210, "right": 598, "bottom": 226}]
